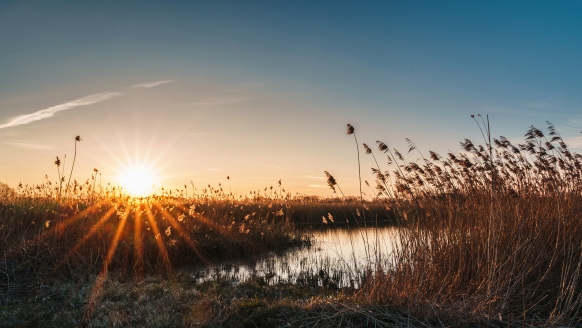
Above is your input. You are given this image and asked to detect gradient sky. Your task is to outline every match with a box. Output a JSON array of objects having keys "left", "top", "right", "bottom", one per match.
[{"left": 1, "top": 1, "right": 582, "bottom": 196}]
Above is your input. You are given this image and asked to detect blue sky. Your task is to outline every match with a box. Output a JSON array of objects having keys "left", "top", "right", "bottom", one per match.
[{"left": 1, "top": 1, "right": 582, "bottom": 195}]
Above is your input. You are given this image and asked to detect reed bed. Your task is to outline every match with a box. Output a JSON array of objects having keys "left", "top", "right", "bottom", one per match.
[
  {"left": 0, "top": 189, "right": 317, "bottom": 301},
  {"left": 342, "top": 119, "right": 582, "bottom": 325},
  {"left": 0, "top": 179, "right": 391, "bottom": 300},
  {"left": 4, "top": 118, "right": 582, "bottom": 326}
]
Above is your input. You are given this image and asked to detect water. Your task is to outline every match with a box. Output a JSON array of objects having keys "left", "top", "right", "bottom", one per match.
[{"left": 190, "top": 226, "right": 400, "bottom": 288}]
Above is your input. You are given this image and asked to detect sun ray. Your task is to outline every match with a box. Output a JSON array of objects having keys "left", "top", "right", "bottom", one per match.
[
  {"left": 82, "top": 205, "right": 130, "bottom": 322},
  {"left": 86, "top": 116, "right": 192, "bottom": 193},
  {"left": 144, "top": 207, "right": 173, "bottom": 275},
  {"left": 154, "top": 203, "right": 212, "bottom": 264},
  {"left": 164, "top": 198, "right": 225, "bottom": 233},
  {"left": 52, "top": 205, "right": 117, "bottom": 274},
  {"left": 168, "top": 197, "right": 235, "bottom": 231},
  {"left": 87, "top": 134, "right": 126, "bottom": 176},
  {"left": 133, "top": 209, "right": 144, "bottom": 278},
  {"left": 9, "top": 202, "right": 106, "bottom": 256},
  {"left": 143, "top": 120, "right": 162, "bottom": 169},
  {"left": 163, "top": 198, "right": 189, "bottom": 211},
  {"left": 112, "top": 123, "right": 133, "bottom": 172},
  {"left": 102, "top": 206, "right": 130, "bottom": 273},
  {"left": 52, "top": 201, "right": 106, "bottom": 235},
  {"left": 192, "top": 211, "right": 226, "bottom": 234},
  {"left": 141, "top": 124, "right": 195, "bottom": 177}
]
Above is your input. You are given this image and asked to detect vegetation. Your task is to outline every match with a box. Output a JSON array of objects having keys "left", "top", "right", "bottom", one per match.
[
  {"left": 349, "top": 118, "right": 582, "bottom": 326},
  {"left": 3, "top": 117, "right": 582, "bottom": 326}
]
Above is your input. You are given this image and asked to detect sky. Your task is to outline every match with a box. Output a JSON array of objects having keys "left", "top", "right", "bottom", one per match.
[{"left": 1, "top": 1, "right": 582, "bottom": 196}]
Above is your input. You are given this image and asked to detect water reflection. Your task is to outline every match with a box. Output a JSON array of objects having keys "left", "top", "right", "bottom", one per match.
[{"left": 190, "top": 227, "right": 400, "bottom": 288}]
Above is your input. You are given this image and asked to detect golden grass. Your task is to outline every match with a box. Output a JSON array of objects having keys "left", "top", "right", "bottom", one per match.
[
  {"left": 3, "top": 118, "right": 582, "bottom": 326},
  {"left": 0, "top": 190, "right": 316, "bottom": 300},
  {"left": 346, "top": 120, "right": 582, "bottom": 325}
]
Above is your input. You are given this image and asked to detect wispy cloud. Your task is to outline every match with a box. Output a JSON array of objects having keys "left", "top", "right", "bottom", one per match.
[
  {"left": 131, "top": 80, "right": 173, "bottom": 88},
  {"left": 0, "top": 92, "right": 121, "bottom": 130},
  {"left": 563, "top": 136, "right": 582, "bottom": 149},
  {"left": 4, "top": 142, "right": 55, "bottom": 150},
  {"left": 0, "top": 80, "right": 173, "bottom": 130},
  {"left": 566, "top": 118, "right": 582, "bottom": 126}
]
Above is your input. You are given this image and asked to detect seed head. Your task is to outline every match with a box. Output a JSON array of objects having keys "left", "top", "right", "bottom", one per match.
[
  {"left": 75, "top": 135, "right": 82, "bottom": 142},
  {"left": 346, "top": 124, "right": 354, "bottom": 135},
  {"left": 324, "top": 171, "right": 337, "bottom": 193},
  {"left": 363, "top": 143, "right": 372, "bottom": 154},
  {"left": 55, "top": 156, "right": 61, "bottom": 167},
  {"left": 376, "top": 141, "right": 388, "bottom": 152}
]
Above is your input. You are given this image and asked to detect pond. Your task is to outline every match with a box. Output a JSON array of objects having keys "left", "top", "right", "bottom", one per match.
[{"left": 190, "top": 226, "right": 400, "bottom": 288}]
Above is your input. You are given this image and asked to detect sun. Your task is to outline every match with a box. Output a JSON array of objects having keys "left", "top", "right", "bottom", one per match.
[{"left": 116, "top": 164, "right": 158, "bottom": 197}]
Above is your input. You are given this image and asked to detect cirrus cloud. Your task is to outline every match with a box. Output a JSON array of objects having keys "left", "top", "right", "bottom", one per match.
[
  {"left": 0, "top": 92, "right": 122, "bottom": 130},
  {"left": 0, "top": 80, "right": 174, "bottom": 130},
  {"left": 131, "top": 80, "right": 173, "bottom": 88}
]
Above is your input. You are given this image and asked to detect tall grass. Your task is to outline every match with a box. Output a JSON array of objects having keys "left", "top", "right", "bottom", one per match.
[
  {"left": 353, "top": 120, "right": 582, "bottom": 325},
  {"left": 0, "top": 177, "right": 396, "bottom": 298},
  {"left": 4, "top": 118, "right": 582, "bottom": 326},
  {"left": 0, "top": 187, "right": 319, "bottom": 301}
]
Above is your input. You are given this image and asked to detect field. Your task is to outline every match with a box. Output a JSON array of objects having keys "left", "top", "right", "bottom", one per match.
[{"left": 3, "top": 120, "right": 582, "bottom": 327}]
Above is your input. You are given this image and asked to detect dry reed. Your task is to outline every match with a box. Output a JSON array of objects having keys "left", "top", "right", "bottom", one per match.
[{"left": 355, "top": 119, "right": 582, "bottom": 325}]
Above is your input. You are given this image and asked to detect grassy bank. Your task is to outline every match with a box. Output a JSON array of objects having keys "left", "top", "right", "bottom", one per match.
[{"left": 0, "top": 272, "right": 444, "bottom": 328}]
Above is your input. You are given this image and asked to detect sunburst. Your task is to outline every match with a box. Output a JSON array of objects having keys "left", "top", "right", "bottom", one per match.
[{"left": 116, "top": 163, "right": 158, "bottom": 197}]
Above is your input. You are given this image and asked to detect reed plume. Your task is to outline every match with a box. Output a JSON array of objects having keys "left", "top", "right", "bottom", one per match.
[
  {"left": 66, "top": 135, "right": 82, "bottom": 196},
  {"left": 346, "top": 124, "right": 365, "bottom": 220}
]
